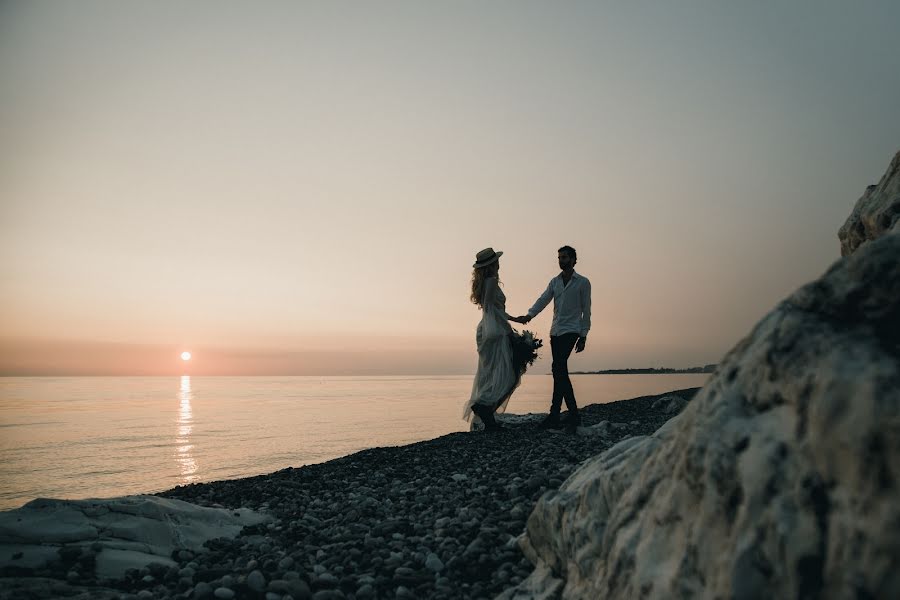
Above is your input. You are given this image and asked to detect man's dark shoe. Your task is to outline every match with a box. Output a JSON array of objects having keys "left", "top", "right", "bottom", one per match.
[
  {"left": 485, "top": 420, "right": 505, "bottom": 432},
  {"left": 537, "top": 414, "right": 561, "bottom": 430},
  {"left": 562, "top": 413, "right": 582, "bottom": 434}
]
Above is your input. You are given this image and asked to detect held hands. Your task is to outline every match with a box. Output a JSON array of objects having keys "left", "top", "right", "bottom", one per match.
[
  {"left": 510, "top": 315, "right": 532, "bottom": 324},
  {"left": 575, "top": 337, "right": 587, "bottom": 353}
]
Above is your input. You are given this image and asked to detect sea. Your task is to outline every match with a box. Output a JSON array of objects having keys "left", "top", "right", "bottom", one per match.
[{"left": 0, "top": 374, "right": 708, "bottom": 511}]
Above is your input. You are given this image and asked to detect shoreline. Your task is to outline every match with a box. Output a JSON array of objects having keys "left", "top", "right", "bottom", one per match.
[{"left": 2, "top": 387, "right": 700, "bottom": 599}]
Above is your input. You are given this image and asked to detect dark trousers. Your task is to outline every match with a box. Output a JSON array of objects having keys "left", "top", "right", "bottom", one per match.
[{"left": 550, "top": 333, "right": 580, "bottom": 416}]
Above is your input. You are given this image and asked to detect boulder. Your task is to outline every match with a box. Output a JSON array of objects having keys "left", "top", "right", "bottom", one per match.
[
  {"left": 650, "top": 395, "right": 687, "bottom": 415},
  {"left": 501, "top": 155, "right": 900, "bottom": 599},
  {"left": 0, "top": 495, "right": 269, "bottom": 580},
  {"left": 838, "top": 150, "right": 900, "bottom": 256}
]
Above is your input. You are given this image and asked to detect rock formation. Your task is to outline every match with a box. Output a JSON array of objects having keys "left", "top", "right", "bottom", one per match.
[
  {"left": 0, "top": 495, "right": 269, "bottom": 580},
  {"left": 838, "top": 150, "right": 900, "bottom": 255},
  {"left": 501, "top": 151, "right": 900, "bottom": 600}
]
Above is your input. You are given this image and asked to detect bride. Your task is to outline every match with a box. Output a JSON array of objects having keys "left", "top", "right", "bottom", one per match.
[{"left": 465, "top": 248, "right": 526, "bottom": 431}]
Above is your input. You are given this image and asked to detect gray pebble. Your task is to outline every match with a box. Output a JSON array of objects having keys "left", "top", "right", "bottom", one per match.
[
  {"left": 356, "top": 583, "right": 375, "bottom": 598},
  {"left": 425, "top": 553, "right": 444, "bottom": 572},
  {"left": 193, "top": 582, "right": 213, "bottom": 599},
  {"left": 248, "top": 569, "right": 266, "bottom": 592},
  {"left": 213, "top": 588, "right": 235, "bottom": 600}
]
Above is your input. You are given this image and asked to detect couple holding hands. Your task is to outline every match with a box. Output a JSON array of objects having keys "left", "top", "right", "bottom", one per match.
[{"left": 465, "top": 245, "right": 591, "bottom": 433}]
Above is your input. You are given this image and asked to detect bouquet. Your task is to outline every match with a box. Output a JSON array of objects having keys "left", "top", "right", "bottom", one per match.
[{"left": 510, "top": 329, "right": 543, "bottom": 375}]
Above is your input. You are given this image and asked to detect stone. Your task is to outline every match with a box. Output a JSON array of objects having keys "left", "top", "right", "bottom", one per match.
[
  {"left": 425, "top": 552, "right": 445, "bottom": 572},
  {"left": 356, "top": 583, "right": 375, "bottom": 598},
  {"left": 838, "top": 150, "right": 900, "bottom": 256},
  {"left": 247, "top": 569, "right": 266, "bottom": 593},
  {"left": 577, "top": 419, "right": 613, "bottom": 438},
  {"left": 193, "top": 581, "right": 214, "bottom": 599},
  {"left": 0, "top": 495, "right": 269, "bottom": 580},
  {"left": 503, "top": 155, "right": 900, "bottom": 599},
  {"left": 650, "top": 394, "right": 687, "bottom": 414},
  {"left": 213, "top": 587, "right": 235, "bottom": 599}
]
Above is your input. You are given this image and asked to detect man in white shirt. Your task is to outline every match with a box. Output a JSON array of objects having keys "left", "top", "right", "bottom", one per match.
[{"left": 518, "top": 246, "right": 591, "bottom": 433}]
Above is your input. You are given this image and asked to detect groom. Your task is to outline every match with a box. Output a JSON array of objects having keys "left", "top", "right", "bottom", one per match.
[{"left": 517, "top": 246, "right": 591, "bottom": 433}]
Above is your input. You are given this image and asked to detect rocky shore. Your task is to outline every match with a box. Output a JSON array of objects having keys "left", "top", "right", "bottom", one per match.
[
  {"left": 0, "top": 388, "right": 699, "bottom": 600},
  {"left": 5, "top": 152, "right": 896, "bottom": 600}
]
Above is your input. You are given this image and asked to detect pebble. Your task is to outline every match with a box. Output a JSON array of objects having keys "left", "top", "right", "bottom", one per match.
[
  {"left": 425, "top": 553, "right": 444, "bottom": 572},
  {"left": 247, "top": 569, "right": 266, "bottom": 592},
  {"left": 193, "top": 581, "right": 213, "bottom": 599},
  {"left": 213, "top": 587, "right": 235, "bottom": 599}
]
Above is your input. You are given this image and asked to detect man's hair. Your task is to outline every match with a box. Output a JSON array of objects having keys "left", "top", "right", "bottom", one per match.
[{"left": 558, "top": 245, "right": 577, "bottom": 261}]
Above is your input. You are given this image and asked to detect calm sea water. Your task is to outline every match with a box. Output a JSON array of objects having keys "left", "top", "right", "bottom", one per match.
[{"left": 0, "top": 374, "right": 707, "bottom": 511}]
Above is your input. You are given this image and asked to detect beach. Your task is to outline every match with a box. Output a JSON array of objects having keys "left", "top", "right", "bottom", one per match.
[{"left": 0, "top": 387, "right": 699, "bottom": 599}]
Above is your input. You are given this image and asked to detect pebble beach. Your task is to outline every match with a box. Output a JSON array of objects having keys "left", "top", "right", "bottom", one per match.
[{"left": 2, "top": 387, "right": 699, "bottom": 600}]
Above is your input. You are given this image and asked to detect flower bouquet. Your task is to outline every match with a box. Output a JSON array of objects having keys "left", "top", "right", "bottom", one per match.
[{"left": 510, "top": 329, "right": 543, "bottom": 375}]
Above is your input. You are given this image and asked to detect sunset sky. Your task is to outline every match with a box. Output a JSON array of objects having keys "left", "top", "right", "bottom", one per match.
[{"left": 2, "top": 1, "right": 899, "bottom": 375}]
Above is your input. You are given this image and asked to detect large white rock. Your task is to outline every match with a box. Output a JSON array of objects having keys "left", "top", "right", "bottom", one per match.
[
  {"left": 838, "top": 150, "right": 900, "bottom": 256},
  {"left": 502, "top": 157, "right": 900, "bottom": 599},
  {"left": 0, "top": 495, "right": 269, "bottom": 580}
]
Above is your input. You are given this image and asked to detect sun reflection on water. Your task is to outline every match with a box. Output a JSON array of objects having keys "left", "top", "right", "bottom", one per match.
[{"left": 175, "top": 375, "right": 199, "bottom": 483}]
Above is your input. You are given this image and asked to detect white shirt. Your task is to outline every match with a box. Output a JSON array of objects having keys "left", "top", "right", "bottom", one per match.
[{"left": 527, "top": 271, "right": 592, "bottom": 337}]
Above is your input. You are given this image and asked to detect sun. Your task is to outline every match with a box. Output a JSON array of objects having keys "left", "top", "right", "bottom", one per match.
[{"left": 181, "top": 351, "right": 192, "bottom": 361}]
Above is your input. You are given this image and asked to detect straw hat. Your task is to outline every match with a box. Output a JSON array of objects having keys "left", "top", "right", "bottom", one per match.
[{"left": 473, "top": 247, "right": 503, "bottom": 268}]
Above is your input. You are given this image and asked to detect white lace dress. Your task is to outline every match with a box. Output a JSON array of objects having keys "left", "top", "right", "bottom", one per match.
[{"left": 464, "top": 277, "right": 521, "bottom": 424}]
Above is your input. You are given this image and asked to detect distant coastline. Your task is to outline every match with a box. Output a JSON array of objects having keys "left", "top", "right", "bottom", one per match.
[{"left": 572, "top": 365, "right": 717, "bottom": 375}]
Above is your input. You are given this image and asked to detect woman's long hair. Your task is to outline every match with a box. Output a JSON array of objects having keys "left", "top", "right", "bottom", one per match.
[{"left": 470, "top": 266, "right": 499, "bottom": 308}]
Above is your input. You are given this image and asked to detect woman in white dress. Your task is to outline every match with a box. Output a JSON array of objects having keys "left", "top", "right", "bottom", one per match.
[{"left": 464, "top": 248, "right": 524, "bottom": 431}]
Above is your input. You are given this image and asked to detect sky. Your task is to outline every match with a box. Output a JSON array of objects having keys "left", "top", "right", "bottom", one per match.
[{"left": 1, "top": 1, "right": 899, "bottom": 376}]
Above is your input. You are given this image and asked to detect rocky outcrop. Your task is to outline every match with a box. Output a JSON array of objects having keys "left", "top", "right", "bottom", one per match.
[
  {"left": 502, "top": 155, "right": 900, "bottom": 599},
  {"left": 838, "top": 150, "right": 900, "bottom": 256},
  {"left": 0, "top": 496, "right": 269, "bottom": 580}
]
